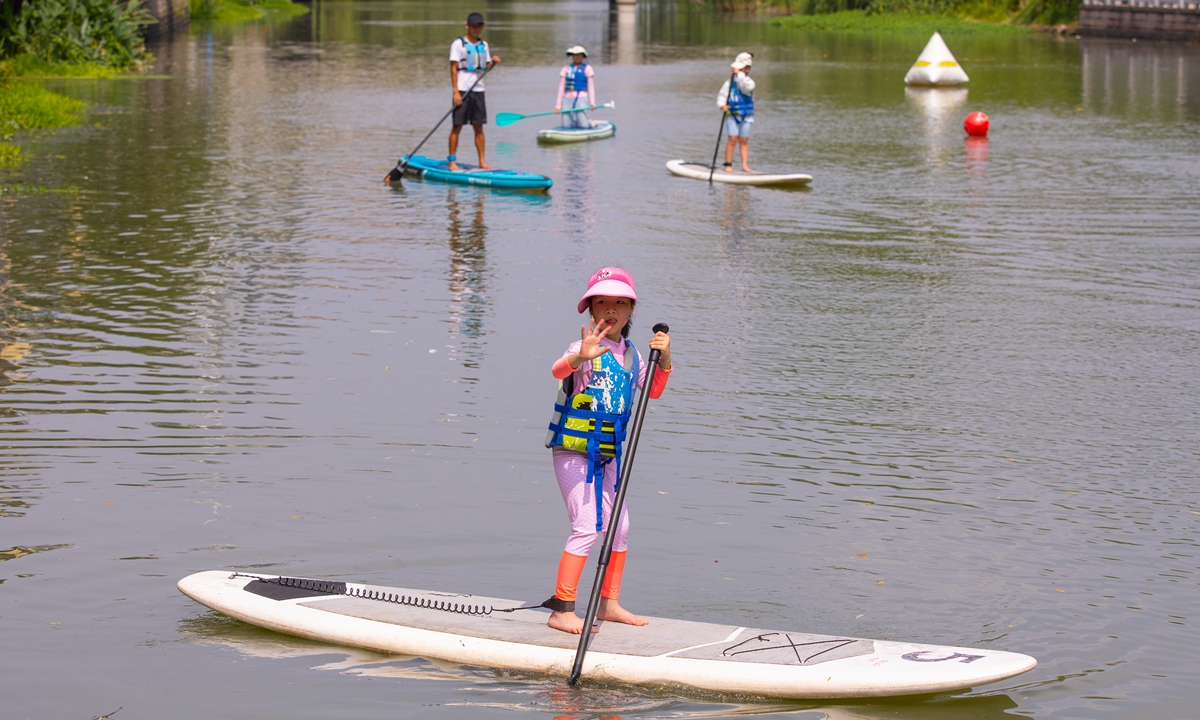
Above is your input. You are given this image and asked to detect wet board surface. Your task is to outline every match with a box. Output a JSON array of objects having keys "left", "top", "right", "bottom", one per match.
[
  {"left": 179, "top": 571, "right": 1036, "bottom": 699},
  {"left": 391, "top": 154, "right": 553, "bottom": 190},
  {"left": 666, "top": 160, "right": 812, "bottom": 187},
  {"left": 537, "top": 121, "right": 616, "bottom": 143}
]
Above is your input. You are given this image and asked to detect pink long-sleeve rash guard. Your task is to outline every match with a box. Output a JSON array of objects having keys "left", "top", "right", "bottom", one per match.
[{"left": 551, "top": 337, "right": 670, "bottom": 399}]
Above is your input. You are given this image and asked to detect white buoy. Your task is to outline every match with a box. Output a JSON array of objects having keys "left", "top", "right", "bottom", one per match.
[{"left": 904, "top": 32, "right": 969, "bottom": 87}]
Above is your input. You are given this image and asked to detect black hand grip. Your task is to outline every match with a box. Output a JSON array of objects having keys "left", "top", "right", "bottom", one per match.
[{"left": 652, "top": 323, "right": 669, "bottom": 334}]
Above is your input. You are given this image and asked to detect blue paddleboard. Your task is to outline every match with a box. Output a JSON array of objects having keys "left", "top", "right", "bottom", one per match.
[{"left": 389, "top": 154, "right": 552, "bottom": 190}]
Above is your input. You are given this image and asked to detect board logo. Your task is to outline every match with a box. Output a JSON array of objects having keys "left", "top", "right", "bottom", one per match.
[{"left": 901, "top": 650, "right": 985, "bottom": 664}]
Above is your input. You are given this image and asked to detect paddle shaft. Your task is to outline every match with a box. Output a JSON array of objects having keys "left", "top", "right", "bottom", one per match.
[
  {"left": 389, "top": 63, "right": 494, "bottom": 180},
  {"left": 496, "top": 101, "right": 614, "bottom": 127},
  {"left": 567, "top": 323, "right": 669, "bottom": 687},
  {"left": 707, "top": 73, "right": 737, "bottom": 184}
]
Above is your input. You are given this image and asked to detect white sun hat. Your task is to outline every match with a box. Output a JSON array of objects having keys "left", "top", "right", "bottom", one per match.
[
  {"left": 566, "top": 45, "right": 588, "bottom": 56},
  {"left": 732, "top": 52, "right": 754, "bottom": 69}
]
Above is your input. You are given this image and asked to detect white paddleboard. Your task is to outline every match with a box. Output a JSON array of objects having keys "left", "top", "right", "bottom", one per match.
[
  {"left": 538, "top": 121, "right": 616, "bottom": 143},
  {"left": 666, "top": 160, "right": 812, "bottom": 187},
  {"left": 179, "top": 571, "right": 1036, "bottom": 699}
]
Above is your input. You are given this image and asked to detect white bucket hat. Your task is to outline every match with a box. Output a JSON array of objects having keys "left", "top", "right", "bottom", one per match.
[
  {"left": 732, "top": 52, "right": 754, "bottom": 70},
  {"left": 566, "top": 45, "right": 588, "bottom": 57}
]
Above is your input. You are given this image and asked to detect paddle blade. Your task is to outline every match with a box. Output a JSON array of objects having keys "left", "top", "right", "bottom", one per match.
[{"left": 495, "top": 112, "right": 524, "bottom": 127}]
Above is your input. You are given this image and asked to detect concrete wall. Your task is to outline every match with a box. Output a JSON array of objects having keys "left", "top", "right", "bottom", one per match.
[
  {"left": 142, "top": 0, "right": 190, "bottom": 41},
  {"left": 1080, "top": 0, "right": 1200, "bottom": 40}
]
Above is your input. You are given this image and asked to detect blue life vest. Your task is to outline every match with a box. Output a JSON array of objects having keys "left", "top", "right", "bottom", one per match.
[
  {"left": 565, "top": 63, "right": 589, "bottom": 93},
  {"left": 546, "top": 342, "right": 642, "bottom": 532},
  {"left": 457, "top": 37, "right": 488, "bottom": 73},
  {"left": 728, "top": 78, "right": 754, "bottom": 118}
]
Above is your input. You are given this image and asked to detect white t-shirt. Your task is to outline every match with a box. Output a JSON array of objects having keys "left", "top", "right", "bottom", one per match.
[{"left": 449, "top": 37, "right": 491, "bottom": 92}]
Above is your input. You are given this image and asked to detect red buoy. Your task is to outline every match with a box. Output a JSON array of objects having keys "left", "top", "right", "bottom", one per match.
[{"left": 964, "top": 111, "right": 989, "bottom": 137}]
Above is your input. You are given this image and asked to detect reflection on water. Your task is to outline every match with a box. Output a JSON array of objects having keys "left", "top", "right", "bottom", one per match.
[
  {"left": 1081, "top": 39, "right": 1200, "bottom": 118},
  {"left": 550, "top": 145, "right": 601, "bottom": 243},
  {"left": 0, "top": 543, "right": 69, "bottom": 562},
  {"left": 962, "top": 137, "right": 989, "bottom": 200},
  {"left": 611, "top": 5, "right": 639, "bottom": 66},
  {"left": 447, "top": 187, "right": 489, "bottom": 371}
]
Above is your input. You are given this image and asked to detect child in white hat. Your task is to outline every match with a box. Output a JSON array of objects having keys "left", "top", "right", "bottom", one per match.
[
  {"left": 717, "top": 52, "right": 756, "bottom": 173},
  {"left": 555, "top": 45, "right": 596, "bottom": 129}
]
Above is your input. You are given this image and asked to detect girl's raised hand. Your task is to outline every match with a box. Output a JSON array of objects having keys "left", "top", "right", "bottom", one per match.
[{"left": 578, "top": 318, "right": 611, "bottom": 361}]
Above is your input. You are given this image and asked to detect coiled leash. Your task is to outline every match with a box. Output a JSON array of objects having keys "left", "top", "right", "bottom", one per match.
[{"left": 232, "top": 573, "right": 556, "bottom": 617}]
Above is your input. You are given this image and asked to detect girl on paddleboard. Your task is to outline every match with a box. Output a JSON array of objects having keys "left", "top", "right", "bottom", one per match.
[
  {"left": 718, "top": 52, "right": 755, "bottom": 173},
  {"left": 542, "top": 267, "right": 672, "bottom": 634},
  {"left": 554, "top": 45, "right": 596, "bottom": 129}
]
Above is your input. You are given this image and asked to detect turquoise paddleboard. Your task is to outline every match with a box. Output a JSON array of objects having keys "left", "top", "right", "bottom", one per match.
[{"left": 388, "top": 154, "right": 552, "bottom": 190}]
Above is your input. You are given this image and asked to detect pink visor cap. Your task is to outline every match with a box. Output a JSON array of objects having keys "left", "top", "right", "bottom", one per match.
[{"left": 577, "top": 267, "right": 637, "bottom": 314}]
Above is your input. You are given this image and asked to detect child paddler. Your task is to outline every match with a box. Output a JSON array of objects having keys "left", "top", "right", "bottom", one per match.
[
  {"left": 554, "top": 45, "right": 596, "bottom": 129},
  {"left": 448, "top": 12, "right": 501, "bottom": 171},
  {"left": 718, "top": 52, "right": 755, "bottom": 173},
  {"left": 542, "top": 268, "right": 672, "bottom": 635}
]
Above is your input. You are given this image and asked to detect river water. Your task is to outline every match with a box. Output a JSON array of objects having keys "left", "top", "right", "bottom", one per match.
[{"left": 2, "top": 0, "right": 1199, "bottom": 718}]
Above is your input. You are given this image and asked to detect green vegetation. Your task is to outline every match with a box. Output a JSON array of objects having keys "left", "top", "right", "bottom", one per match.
[
  {"left": 0, "top": 0, "right": 153, "bottom": 69},
  {"left": 0, "top": 57, "right": 89, "bottom": 169},
  {"left": 190, "top": 0, "right": 309, "bottom": 23},
  {"left": 0, "top": 80, "right": 86, "bottom": 130},
  {"left": 722, "top": 0, "right": 1077, "bottom": 27},
  {"left": 0, "top": 141, "right": 19, "bottom": 167},
  {"left": 0, "top": 54, "right": 123, "bottom": 79},
  {"left": 0, "top": 0, "right": 152, "bottom": 170},
  {"left": 0, "top": 183, "right": 81, "bottom": 195},
  {"left": 771, "top": 9, "right": 1033, "bottom": 33}
]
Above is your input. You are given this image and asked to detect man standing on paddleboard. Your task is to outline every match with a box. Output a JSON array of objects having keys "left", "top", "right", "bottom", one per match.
[
  {"left": 448, "top": 12, "right": 500, "bottom": 171},
  {"left": 718, "top": 52, "right": 755, "bottom": 173}
]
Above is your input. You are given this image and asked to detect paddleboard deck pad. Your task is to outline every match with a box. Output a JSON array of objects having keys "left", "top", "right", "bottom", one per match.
[
  {"left": 179, "top": 571, "right": 1035, "bottom": 699},
  {"left": 538, "top": 121, "right": 616, "bottom": 144},
  {"left": 666, "top": 160, "right": 812, "bottom": 187},
  {"left": 386, "top": 154, "right": 552, "bottom": 190}
]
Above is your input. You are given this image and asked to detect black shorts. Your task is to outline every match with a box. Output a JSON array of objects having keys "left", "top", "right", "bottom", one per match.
[{"left": 452, "top": 91, "right": 487, "bottom": 127}]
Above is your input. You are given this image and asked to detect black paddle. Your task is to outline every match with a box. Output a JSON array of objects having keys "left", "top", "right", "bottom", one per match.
[
  {"left": 707, "top": 72, "right": 737, "bottom": 184},
  {"left": 567, "top": 322, "right": 670, "bottom": 687},
  {"left": 385, "top": 62, "right": 495, "bottom": 184}
]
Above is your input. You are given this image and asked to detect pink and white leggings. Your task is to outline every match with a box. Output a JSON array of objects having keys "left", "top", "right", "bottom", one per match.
[{"left": 554, "top": 447, "right": 629, "bottom": 555}]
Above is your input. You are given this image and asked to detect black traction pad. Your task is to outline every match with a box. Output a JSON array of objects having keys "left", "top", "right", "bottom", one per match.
[{"left": 244, "top": 578, "right": 347, "bottom": 601}]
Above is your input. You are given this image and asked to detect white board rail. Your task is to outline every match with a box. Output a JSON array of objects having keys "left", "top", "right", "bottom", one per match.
[{"left": 178, "top": 571, "right": 1036, "bottom": 700}]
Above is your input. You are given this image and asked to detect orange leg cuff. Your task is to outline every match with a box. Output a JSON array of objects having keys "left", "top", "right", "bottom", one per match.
[
  {"left": 554, "top": 551, "right": 587, "bottom": 603},
  {"left": 601, "top": 550, "right": 627, "bottom": 600}
]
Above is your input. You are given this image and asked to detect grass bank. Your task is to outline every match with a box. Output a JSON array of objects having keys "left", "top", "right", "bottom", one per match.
[
  {"left": 718, "top": 0, "right": 1076, "bottom": 27},
  {"left": 190, "top": 0, "right": 309, "bottom": 23},
  {"left": 0, "top": 57, "right": 91, "bottom": 168},
  {"left": 771, "top": 9, "right": 1033, "bottom": 33}
]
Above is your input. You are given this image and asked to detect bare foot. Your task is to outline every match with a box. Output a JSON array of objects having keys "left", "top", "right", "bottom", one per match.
[
  {"left": 548, "top": 610, "right": 584, "bottom": 634},
  {"left": 478, "top": 162, "right": 493, "bottom": 170},
  {"left": 448, "top": 161, "right": 461, "bottom": 171},
  {"left": 596, "top": 598, "right": 648, "bottom": 626},
  {"left": 742, "top": 165, "right": 755, "bottom": 173}
]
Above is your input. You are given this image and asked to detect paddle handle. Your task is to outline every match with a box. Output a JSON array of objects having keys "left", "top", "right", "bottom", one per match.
[{"left": 568, "top": 323, "right": 669, "bottom": 687}]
